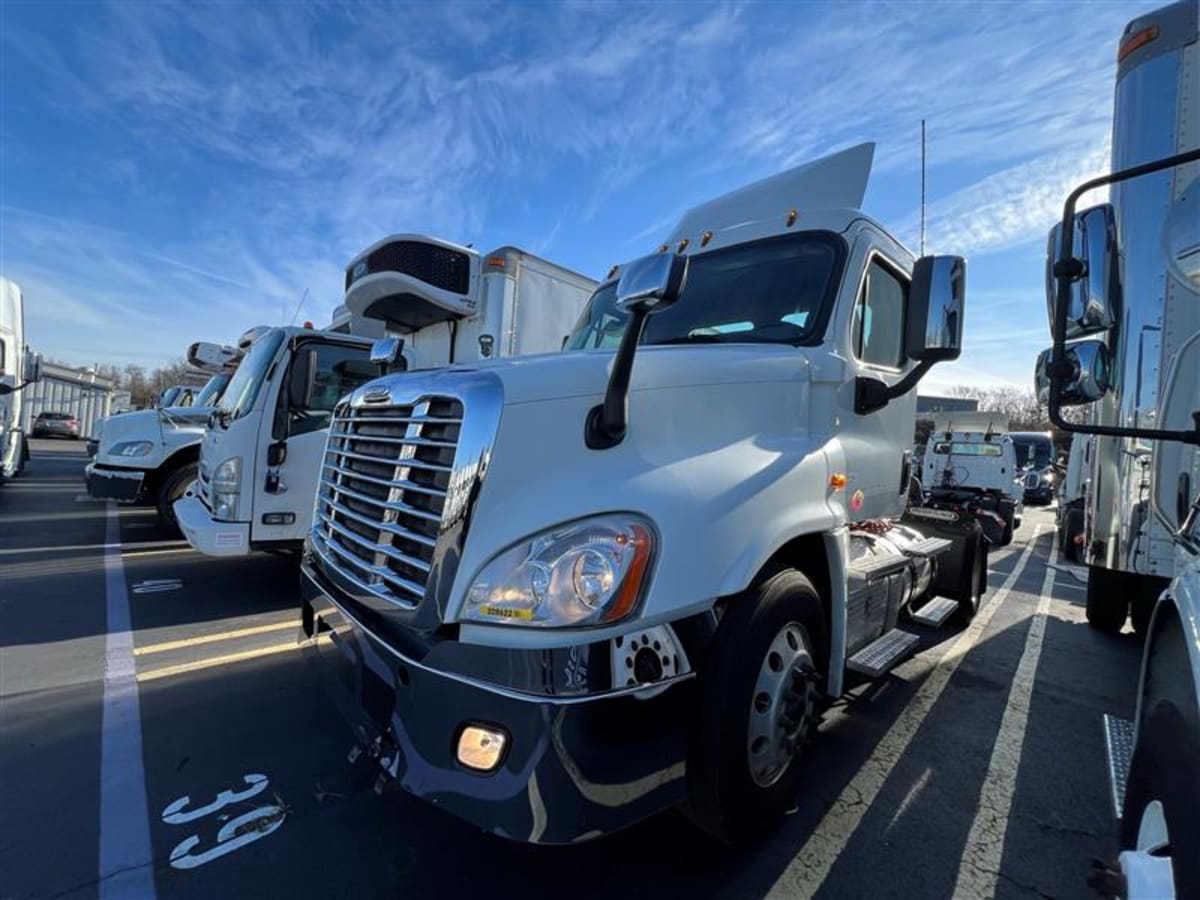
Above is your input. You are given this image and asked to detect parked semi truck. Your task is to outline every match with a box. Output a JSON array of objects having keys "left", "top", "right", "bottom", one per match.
[
  {"left": 300, "top": 144, "right": 989, "bottom": 845},
  {"left": 175, "top": 237, "right": 597, "bottom": 557},
  {"left": 1056, "top": 433, "right": 1093, "bottom": 562},
  {"left": 1037, "top": 0, "right": 1199, "bottom": 636},
  {"left": 0, "top": 277, "right": 42, "bottom": 481},
  {"left": 85, "top": 336, "right": 246, "bottom": 530},
  {"left": 921, "top": 412, "right": 1022, "bottom": 545},
  {"left": 1040, "top": 3, "right": 1198, "bottom": 897}
]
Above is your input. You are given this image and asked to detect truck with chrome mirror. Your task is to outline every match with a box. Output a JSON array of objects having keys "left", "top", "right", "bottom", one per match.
[
  {"left": 300, "top": 142, "right": 996, "bottom": 847},
  {"left": 1035, "top": 6, "right": 1200, "bottom": 897}
]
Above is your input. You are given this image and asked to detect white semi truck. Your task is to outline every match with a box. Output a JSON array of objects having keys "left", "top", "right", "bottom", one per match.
[
  {"left": 300, "top": 144, "right": 990, "bottom": 845},
  {"left": 85, "top": 337, "right": 245, "bottom": 530},
  {"left": 175, "top": 237, "right": 597, "bottom": 557},
  {"left": 0, "top": 277, "right": 42, "bottom": 481},
  {"left": 1040, "top": 3, "right": 1198, "bottom": 897}
]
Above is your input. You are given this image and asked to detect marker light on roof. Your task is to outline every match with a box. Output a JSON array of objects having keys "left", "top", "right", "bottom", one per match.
[
  {"left": 700, "top": 230, "right": 714, "bottom": 247},
  {"left": 1118, "top": 24, "right": 1158, "bottom": 62}
]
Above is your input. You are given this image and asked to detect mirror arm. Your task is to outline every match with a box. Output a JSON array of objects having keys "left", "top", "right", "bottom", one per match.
[
  {"left": 1048, "top": 146, "right": 1200, "bottom": 445},
  {"left": 855, "top": 360, "right": 934, "bottom": 415},
  {"left": 585, "top": 306, "right": 650, "bottom": 450}
]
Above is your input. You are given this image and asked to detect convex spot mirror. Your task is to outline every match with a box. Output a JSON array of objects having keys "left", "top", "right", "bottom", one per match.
[
  {"left": 23, "top": 350, "right": 42, "bottom": 383},
  {"left": 615, "top": 252, "right": 689, "bottom": 315},
  {"left": 906, "top": 255, "right": 965, "bottom": 362},
  {"left": 1045, "top": 203, "right": 1119, "bottom": 339},
  {"left": 1034, "top": 341, "right": 1111, "bottom": 407}
]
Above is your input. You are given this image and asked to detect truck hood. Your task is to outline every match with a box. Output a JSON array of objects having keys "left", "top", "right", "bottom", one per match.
[
  {"left": 94, "top": 406, "right": 213, "bottom": 468},
  {"left": 440, "top": 344, "right": 830, "bottom": 406}
]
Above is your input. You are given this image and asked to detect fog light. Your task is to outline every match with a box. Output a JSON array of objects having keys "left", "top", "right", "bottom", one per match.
[
  {"left": 262, "top": 512, "right": 296, "bottom": 525},
  {"left": 456, "top": 725, "right": 507, "bottom": 772}
]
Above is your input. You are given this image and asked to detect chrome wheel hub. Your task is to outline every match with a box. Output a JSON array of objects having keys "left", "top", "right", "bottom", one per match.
[{"left": 748, "top": 621, "right": 816, "bottom": 788}]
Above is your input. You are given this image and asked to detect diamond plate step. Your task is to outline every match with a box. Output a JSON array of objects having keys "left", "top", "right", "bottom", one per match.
[
  {"left": 910, "top": 596, "right": 959, "bottom": 627},
  {"left": 846, "top": 628, "right": 920, "bottom": 678},
  {"left": 1104, "top": 714, "right": 1135, "bottom": 819},
  {"left": 903, "top": 536, "right": 952, "bottom": 558},
  {"left": 847, "top": 552, "right": 909, "bottom": 581}
]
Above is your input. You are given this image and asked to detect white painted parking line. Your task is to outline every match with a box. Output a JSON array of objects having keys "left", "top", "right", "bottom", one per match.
[
  {"left": 953, "top": 534, "right": 1058, "bottom": 898},
  {"left": 766, "top": 526, "right": 1047, "bottom": 899},
  {"left": 0, "top": 539, "right": 188, "bottom": 556},
  {"left": 99, "top": 501, "right": 157, "bottom": 899}
]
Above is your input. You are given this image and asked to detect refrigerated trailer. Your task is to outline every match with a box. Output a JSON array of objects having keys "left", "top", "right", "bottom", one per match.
[
  {"left": 300, "top": 144, "right": 989, "bottom": 845},
  {"left": 1039, "top": 3, "right": 1199, "bottom": 897},
  {"left": 176, "top": 237, "right": 597, "bottom": 557}
]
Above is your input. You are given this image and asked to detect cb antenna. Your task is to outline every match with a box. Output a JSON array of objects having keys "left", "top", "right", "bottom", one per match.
[
  {"left": 920, "top": 118, "right": 927, "bottom": 256},
  {"left": 288, "top": 287, "right": 311, "bottom": 326}
]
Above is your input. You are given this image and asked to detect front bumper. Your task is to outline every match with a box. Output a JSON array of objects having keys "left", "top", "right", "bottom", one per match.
[
  {"left": 84, "top": 462, "right": 145, "bottom": 502},
  {"left": 300, "top": 563, "right": 694, "bottom": 844},
  {"left": 174, "top": 496, "right": 250, "bottom": 556}
]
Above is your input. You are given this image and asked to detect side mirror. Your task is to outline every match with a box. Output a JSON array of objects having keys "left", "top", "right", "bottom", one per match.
[
  {"left": 1036, "top": 340, "right": 1111, "bottom": 407},
  {"left": 370, "top": 336, "right": 405, "bottom": 369},
  {"left": 288, "top": 349, "right": 316, "bottom": 409},
  {"left": 906, "top": 255, "right": 965, "bottom": 362},
  {"left": 615, "top": 252, "right": 688, "bottom": 315},
  {"left": 187, "top": 341, "right": 239, "bottom": 372},
  {"left": 266, "top": 441, "right": 288, "bottom": 467},
  {"left": 23, "top": 350, "right": 42, "bottom": 383},
  {"left": 1045, "top": 203, "right": 1119, "bottom": 339}
]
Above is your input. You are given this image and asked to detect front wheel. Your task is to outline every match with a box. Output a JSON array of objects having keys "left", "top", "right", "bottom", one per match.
[
  {"left": 156, "top": 462, "right": 198, "bottom": 535},
  {"left": 684, "top": 569, "right": 826, "bottom": 844},
  {"left": 1120, "top": 700, "right": 1200, "bottom": 898}
]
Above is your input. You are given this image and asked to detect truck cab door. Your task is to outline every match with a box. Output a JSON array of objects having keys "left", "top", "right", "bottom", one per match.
[
  {"left": 251, "top": 340, "right": 377, "bottom": 545},
  {"left": 844, "top": 249, "right": 913, "bottom": 519}
]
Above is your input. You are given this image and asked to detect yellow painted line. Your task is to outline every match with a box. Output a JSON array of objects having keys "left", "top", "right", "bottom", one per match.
[
  {"left": 135, "top": 620, "right": 300, "bottom": 656},
  {"left": 121, "top": 548, "right": 196, "bottom": 558},
  {"left": 136, "top": 634, "right": 330, "bottom": 682}
]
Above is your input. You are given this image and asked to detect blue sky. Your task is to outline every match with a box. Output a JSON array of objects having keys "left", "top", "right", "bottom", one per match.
[{"left": 1, "top": 0, "right": 1151, "bottom": 393}]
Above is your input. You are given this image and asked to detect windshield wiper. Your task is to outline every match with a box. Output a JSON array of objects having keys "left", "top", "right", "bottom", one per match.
[{"left": 650, "top": 334, "right": 728, "bottom": 346}]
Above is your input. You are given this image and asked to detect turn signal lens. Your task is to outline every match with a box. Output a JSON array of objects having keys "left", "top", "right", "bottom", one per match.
[
  {"left": 457, "top": 725, "right": 508, "bottom": 772},
  {"left": 830, "top": 473, "right": 848, "bottom": 490}
]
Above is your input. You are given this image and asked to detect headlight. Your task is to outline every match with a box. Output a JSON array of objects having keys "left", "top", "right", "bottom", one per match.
[
  {"left": 462, "top": 514, "right": 655, "bottom": 628},
  {"left": 110, "top": 440, "right": 154, "bottom": 458},
  {"left": 211, "top": 456, "right": 241, "bottom": 520}
]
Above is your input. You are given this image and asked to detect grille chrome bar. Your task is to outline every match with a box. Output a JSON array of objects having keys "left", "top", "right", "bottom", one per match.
[
  {"left": 329, "top": 432, "right": 458, "bottom": 450},
  {"left": 325, "top": 445, "right": 452, "bottom": 474},
  {"left": 319, "top": 493, "right": 437, "bottom": 554},
  {"left": 313, "top": 537, "right": 422, "bottom": 604},
  {"left": 317, "top": 477, "right": 442, "bottom": 523},
  {"left": 331, "top": 414, "right": 462, "bottom": 426},
  {"left": 316, "top": 515, "right": 430, "bottom": 592},
  {"left": 320, "top": 462, "right": 446, "bottom": 499}
]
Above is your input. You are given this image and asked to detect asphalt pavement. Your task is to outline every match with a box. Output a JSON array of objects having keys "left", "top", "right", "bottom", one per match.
[{"left": 1, "top": 440, "right": 1144, "bottom": 899}]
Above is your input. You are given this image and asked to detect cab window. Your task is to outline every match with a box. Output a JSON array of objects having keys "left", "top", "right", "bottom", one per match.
[
  {"left": 275, "top": 343, "right": 377, "bottom": 438},
  {"left": 851, "top": 258, "right": 908, "bottom": 368}
]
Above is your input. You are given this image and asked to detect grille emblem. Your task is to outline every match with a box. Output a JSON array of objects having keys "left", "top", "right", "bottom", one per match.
[{"left": 362, "top": 386, "right": 390, "bottom": 403}]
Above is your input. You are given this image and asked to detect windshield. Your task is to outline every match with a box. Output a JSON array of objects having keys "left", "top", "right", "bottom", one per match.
[
  {"left": 564, "top": 233, "right": 844, "bottom": 351},
  {"left": 932, "top": 441, "right": 1003, "bottom": 457},
  {"left": 215, "top": 328, "right": 285, "bottom": 421},
  {"left": 193, "top": 372, "right": 232, "bottom": 408},
  {"left": 1012, "top": 435, "right": 1053, "bottom": 469}
]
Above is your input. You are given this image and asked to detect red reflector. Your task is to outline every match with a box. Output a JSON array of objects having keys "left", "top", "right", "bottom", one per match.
[
  {"left": 1118, "top": 24, "right": 1158, "bottom": 62},
  {"left": 486, "top": 257, "right": 506, "bottom": 267}
]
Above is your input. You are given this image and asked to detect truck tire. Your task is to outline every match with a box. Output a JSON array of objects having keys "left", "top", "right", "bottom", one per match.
[
  {"left": 952, "top": 532, "right": 986, "bottom": 625},
  {"left": 156, "top": 462, "right": 198, "bottom": 535},
  {"left": 1085, "top": 565, "right": 1128, "bottom": 634},
  {"left": 684, "top": 568, "right": 826, "bottom": 844},
  {"left": 1130, "top": 578, "right": 1170, "bottom": 637},
  {"left": 1119, "top": 700, "right": 1200, "bottom": 899}
]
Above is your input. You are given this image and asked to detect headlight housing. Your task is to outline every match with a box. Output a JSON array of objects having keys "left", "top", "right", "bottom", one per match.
[
  {"left": 110, "top": 440, "right": 154, "bottom": 458},
  {"left": 211, "top": 456, "right": 242, "bottom": 520},
  {"left": 462, "top": 514, "right": 655, "bottom": 628}
]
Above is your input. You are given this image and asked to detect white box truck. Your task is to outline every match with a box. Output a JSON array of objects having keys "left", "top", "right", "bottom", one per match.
[
  {"left": 1040, "top": 4, "right": 1198, "bottom": 897},
  {"left": 84, "top": 336, "right": 246, "bottom": 529},
  {"left": 0, "top": 277, "right": 42, "bottom": 480},
  {"left": 300, "top": 144, "right": 990, "bottom": 845},
  {"left": 175, "top": 237, "right": 597, "bottom": 557}
]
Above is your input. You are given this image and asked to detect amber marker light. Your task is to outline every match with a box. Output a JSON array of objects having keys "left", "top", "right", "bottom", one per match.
[
  {"left": 1118, "top": 24, "right": 1158, "bottom": 62},
  {"left": 829, "top": 473, "right": 848, "bottom": 491}
]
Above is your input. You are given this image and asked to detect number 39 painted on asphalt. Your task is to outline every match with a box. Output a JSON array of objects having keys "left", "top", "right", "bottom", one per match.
[{"left": 160, "top": 773, "right": 287, "bottom": 870}]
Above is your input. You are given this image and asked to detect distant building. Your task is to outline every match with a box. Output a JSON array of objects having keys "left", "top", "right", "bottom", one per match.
[
  {"left": 21, "top": 362, "right": 117, "bottom": 439},
  {"left": 917, "top": 395, "right": 979, "bottom": 415}
]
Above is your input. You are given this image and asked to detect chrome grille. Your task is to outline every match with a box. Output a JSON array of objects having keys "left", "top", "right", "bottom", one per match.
[{"left": 312, "top": 397, "right": 463, "bottom": 608}]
